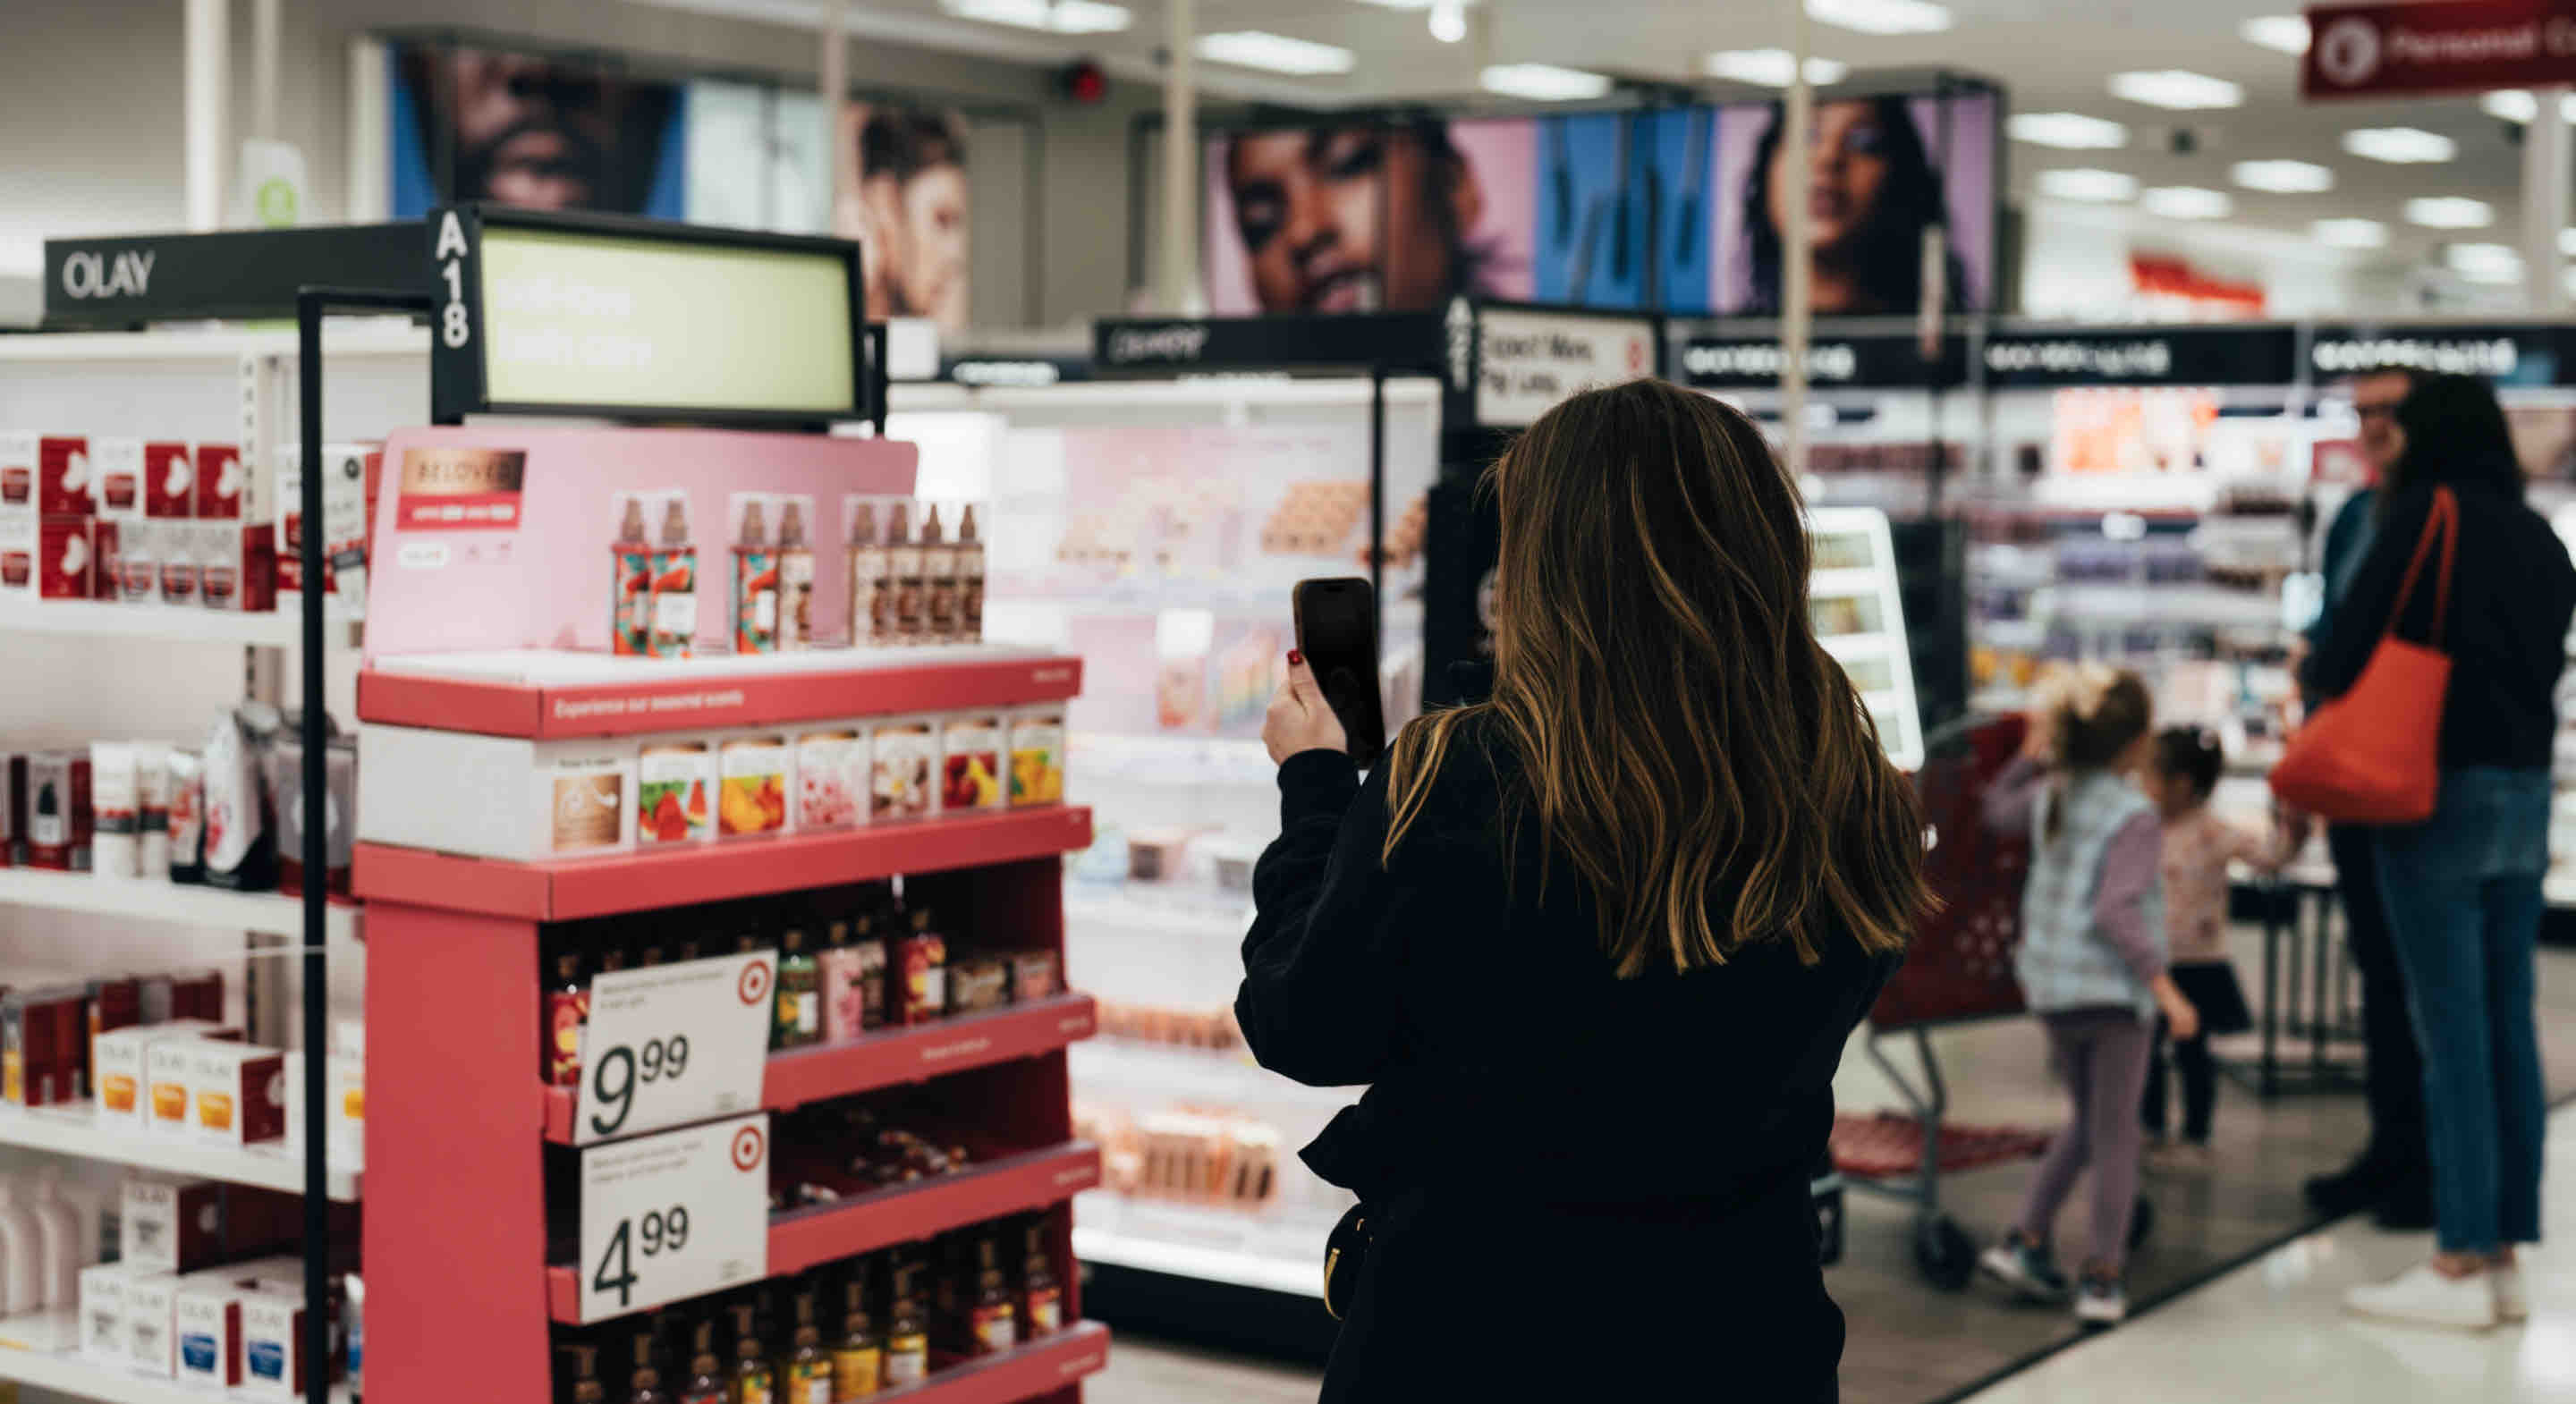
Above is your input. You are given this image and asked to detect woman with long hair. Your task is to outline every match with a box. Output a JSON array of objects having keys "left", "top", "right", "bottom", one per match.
[
  {"left": 1240, "top": 378, "right": 1928, "bottom": 1400},
  {"left": 1739, "top": 95, "right": 1968, "bottom": 316},
  {"left": 2320, "top": 374, "right": 2576, "bottom": 1329}
]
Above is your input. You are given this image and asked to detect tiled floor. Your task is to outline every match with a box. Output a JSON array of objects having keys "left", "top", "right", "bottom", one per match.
[
  {"left": 1960, "top": 1103, "right": 2576, "bottom": 1404},
  {"left": 1086, "top": 936, "right": 2576, "bottom": 1404}
]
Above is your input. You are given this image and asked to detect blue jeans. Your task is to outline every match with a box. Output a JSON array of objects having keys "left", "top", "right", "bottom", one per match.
[{"left": 2374, "top": 767, "right": 2552, "bottom": 1256}]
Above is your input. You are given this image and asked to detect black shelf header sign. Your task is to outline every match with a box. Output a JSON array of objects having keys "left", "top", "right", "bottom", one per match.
[
  {"left": 1980, "top": 326, "right": 2300, "bottom": 388},
  {"left": 1678, "top": 332, "right": 1969, "bottom": 390},
  {"left": 43, "top": 224, "right": 429, "bottom": 327},
  {"left": 2309, "top": 323, "right": 2572, "bottom": 385},
  {"left": 428, "top": 204, "right": 873, "bottom": 427},
  {"left": 1092, "top": 312, "right": 1447, "bottom": 376}
]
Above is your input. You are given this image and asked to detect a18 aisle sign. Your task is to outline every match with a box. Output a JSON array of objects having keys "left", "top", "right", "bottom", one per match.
[
  {"left": 576, "top": 950, "right": 776, "bottom": 1145},
  {"left": 579, "top": 1112, "right": 772, "bottom": 1322}
]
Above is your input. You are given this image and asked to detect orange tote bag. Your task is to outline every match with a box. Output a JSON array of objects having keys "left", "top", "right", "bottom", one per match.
[{"left": 2270, "top": 486, "right": 2457, "bottom": 825}]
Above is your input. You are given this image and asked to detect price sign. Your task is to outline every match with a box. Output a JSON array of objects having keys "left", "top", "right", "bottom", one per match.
[
  {"left": 578, "top": 1113, "right": 770, "bottom": 1323},
  {"left": 576, "top": 950, "right": 775, "bottom": 1145}
]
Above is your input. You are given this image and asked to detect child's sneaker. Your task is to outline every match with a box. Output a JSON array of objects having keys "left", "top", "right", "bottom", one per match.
[
  {"left": 2075, "top": 1271, "right": 2128, "bottom": 1326},
  {"left": 1979, "top": 1231, "right": 2072, "bottom": 1303}
]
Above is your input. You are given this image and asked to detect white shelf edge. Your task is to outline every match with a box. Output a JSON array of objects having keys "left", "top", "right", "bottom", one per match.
[
  {"left": 0, "top": 870, "right": 358, "bottom": 943},
  {"left": 1071, "top": 1224, "right": 1322, "bottom": 1297},
  {"left": 0, "top": 600, "right": 359, "bottom": 651},
  {"left": 0, "top": 1105, "right": 358, "bottom": 1202},
  {"left": 0, "top": 324, "right": 427, "bottom": 364},
  {"left": 0, "top": 1336, "right": 354, "bottom": 1404}
]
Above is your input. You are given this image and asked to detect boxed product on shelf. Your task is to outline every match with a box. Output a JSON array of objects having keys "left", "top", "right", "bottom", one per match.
[
  {"left": 275, "top": 439, "right": 382, "bottom": 602},
  {"left": 80, "top": 1260, "right": 127, "bottom": 1363},
  {"left": 127, "top": 1268, "right": 181, "bottom": 1374},
  {"left": 0, "top": 512, "right": 28, "bottom": 598},
  {"left": 267, "top": 732, "right": 356, "bottom": 895},
  {"left": 1006, "top": 707, "right": 1063, "bottom": 808},
  {"left": 38, "top": 436, "right": 91, "bottom": 517},
  {"left": 4, "top": 984, "right": 93, "bottom": 1106},
  {"left": 282, "top": 1021, "right": 366, "bottom": 1165},
  {"left": 0, "top": 435, "right": 31, "bottom": 518},
  {"left": 938, "top": 714, "right": 1005, "bottom": 813},
  {"left": 356, "top": 727, "right": 636, "bottom": 862},
  {"left": 870, "top": 716, "right": 938, "bottom": 822},
  {"left": 193, "top": 444, "right": 258, "bottom": 521},
  {"left": 144, "top": 441, "right": 193, "bottom": 520},
  {"left": 36, "top": 515, "right": 91, "bottom": 600},
  {"left": 94, "top": 1018, "right": 235, "bottom": 1123},
  {"left": 188, "top": 1039, "right": 288, "bottom": 1146},
  {"left": 792, "top": 724, "right": 869, "bottom": 832},
  {"left": 635, "top": 738, "right": 717, "bottom": 846},
  {"left": 199, "top": 520, "right": 280, "bottom": 613},
  {"left": 121, "top": 1178, "right": 299, "bottom": 1277},
  {"left": 174, "top": 1269, "right": 257, "bottom": 1388},
  {"left": 716, "top": 730, "right": 792, "bottom": 839}
]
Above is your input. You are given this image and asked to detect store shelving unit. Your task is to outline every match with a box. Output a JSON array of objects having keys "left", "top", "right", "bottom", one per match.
[
  {"left": 0, "top": 1104, "right": 358, "bottom": 1200},
  {"left": 0, "top": 1342, "right": 352, "bottom": 1404},
  {"left": 0, "top": 868, "right": 360, "bottom": 943}
]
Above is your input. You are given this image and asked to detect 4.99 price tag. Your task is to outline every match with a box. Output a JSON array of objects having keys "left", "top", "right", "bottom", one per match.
[
  {"left": 578, "top": 1113, "right": 770, "bottom": 1323},
  {"left": 576, "top": 950, "right": 775, "bottom": 1145}
]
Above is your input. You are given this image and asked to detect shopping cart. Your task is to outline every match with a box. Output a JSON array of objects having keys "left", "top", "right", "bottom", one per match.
[{"left": 1828, "top": 714, "right": 2154, "bottom": 1289}]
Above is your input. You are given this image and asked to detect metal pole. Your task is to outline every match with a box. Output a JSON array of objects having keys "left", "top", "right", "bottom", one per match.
[
  {"left": 294, "top": 291, "right": 329, "bottom": 1404},
  {"left": 1159, "top": 0, "right": 1199, "bottom": 312},
  {"left": 1369, "top": 367, "right": 1387, "bottom": 631},
  {"left": 1780, "top": 0, "right": 1813, "bottom": 478},
  {"left": 250, "top": 0, "right": 280, "bottom": 143},
  {"left": 821, "top": 3, "right": 849, "bottom": 221},
  {"left": 2524, "top": 84, "right": 2571, "bottom": 313},
  {"left": 184, "top": 0, "right": 230, "bottom": 231}
]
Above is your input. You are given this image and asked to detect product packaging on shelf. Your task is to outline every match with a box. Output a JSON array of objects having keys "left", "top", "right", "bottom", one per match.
[
  {"left": 135, "top": 741, "right": 172, "bottom": 879},
  {"left": 635, "top": 740, "right": 716, "bottom": 846},
  {"left": 609, "top": 491, "right": 654, "bottom": 657},
  {"left": 1007, "top": 707, "right": 1064, "bottom": 807},
  {"left": 648, "top": 491, "right": 698, "bottom": 659},
  {"left": 919, "top": 502, "right": 959, "bottom": 643},
  {"left": 121, "top": 1179, "right": 299, "bottom": 1278},
  {"left": 37, "top": 515, "right": 92, "bottom": 600},
  {"left": 143, "top": 442, "right": 193, "bottom": 520},
  {"left": 776, "top": 493, "right": 817, "bottom": 650},
  {"left": 939, "top": 714, "right": 1005, "bottom": 813},
  {"left": 158, "top": 520, "right": 199, "bottom": 606},
  {"left": 268, "top": 732, "right": 356, "bottom": 895},
  {"left": 843, "top": 495, "right": 898, "bottom": 647},
  {"left": 111, "top": 522, "right": 157, "bottom": 603},
  {"left": 89, "top": 741, "right": 140, "bottom": 877},
  {"left": 716, "top": 731, "right": 792, "bottom": 839},
  {"left": 22, "top": 750, "right": 91, "bottom": 870},
  {"left": 0, "top": 435, "right": 32, "bottom": 520},
  {"left": 189, "top": 1040, "right": 287, "bottom": 1146},
  {"left": 192, "top": 444, "right": 257, "bottom": 521},
  {"left": 147, "top": 1034, "right": 208, "bottom": 1133},
  {"left": 545, "top": 752, "right": 636, "bottom": 855},
  {"left": 80, "top": 1262, "right": 127, "bottom": 1363},
  {"left": 275, "top": 440, "right": 380, "bottom": 605},
  {"left": 870, "top": 717, "right": 938, "bottom": 822},
  {"left": 174, "top": 1271, "right": 255, "bottom": 1387},
  {"left": 38, "top": 436, "right": 92, "bottom": 517},
  {"left": 0, "top": 512, "right": 30, "bottom": 598},
  {"left": 355, "top": 728, "right": 636, "bottom": 861},
  {"left": 281, "top": 1042, "right": 365, "bottom": 1165},
  {"left": 728, "top": 492, "right": 780, "bottom": 655},
  {"left": 241, "top": 1281, "right": 330, "bottom": 1401},
  {"left": 199, "top": 520, "right": 279, "bottom": 613},
  {"left": 127, "top": 1269, "right": 179, "bottom": 1374},
  {"left": 4, "top": 985, "right": 89, "bottom": 1107},
  {"left": 792, "top": 725, "right": 869, "bottom": 832},
  {"left": 166, "top": 749, "right": 205, "bottom": 883},
  {"left": 202, "top": 706, "right": 279, "bottom": 891},
  {"left": 957, "top": 501, "right": 987, "bottom": 644},
  {"left": 93, "top": 1019, "right": 233, "bottom": 1125},
  {"left": 92, "top": 437, "right": 143, "bottom": 524}
]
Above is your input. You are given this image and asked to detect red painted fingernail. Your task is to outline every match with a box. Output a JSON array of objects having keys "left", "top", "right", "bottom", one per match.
[{"left": 1287, "top": 649, "right": 1303, "bottom": 664}]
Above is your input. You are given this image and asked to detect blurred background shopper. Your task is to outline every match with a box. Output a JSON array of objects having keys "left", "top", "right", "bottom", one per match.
[
  {"left": 2300, "top": 368, "right": 2435, "bottom": 1231},
  {"left": 2320, "top": 376, "right": 2575, "bottom": 1329},
  {"left": 1237, "top": 379, "right": 1928, "bottom": 1400}
]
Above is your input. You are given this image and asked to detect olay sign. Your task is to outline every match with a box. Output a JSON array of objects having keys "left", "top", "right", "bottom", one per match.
[{"left": 2304, "top": 2, "right": 2576, "bottom": 99}]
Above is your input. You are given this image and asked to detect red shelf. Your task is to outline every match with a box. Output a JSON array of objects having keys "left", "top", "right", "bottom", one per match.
[
  {"left": 546, "top": 1140, "right": 1103, "bottom": 1320},
  {"left": 356, "top": 806, "right": 1093, "bottom": 920},
  {"left": 360, "top": 652, "right": 1081, "bottom": 740},
  {"left": 542, "top": 994, "right": 1100, "bottom": 1142},
  {"left": 876, "top": 1322, "right": 1110, "bottom": 1404}
]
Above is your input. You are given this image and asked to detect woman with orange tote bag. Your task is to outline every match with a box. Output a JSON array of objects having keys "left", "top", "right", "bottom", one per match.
[{"left": 2300, "top": 375, "right": 2576, "bottom": 1331}]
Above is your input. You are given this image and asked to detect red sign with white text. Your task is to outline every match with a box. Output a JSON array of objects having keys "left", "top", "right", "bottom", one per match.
[{"left": 2306, "top": 2, "right": 2576, "bottom": 98}]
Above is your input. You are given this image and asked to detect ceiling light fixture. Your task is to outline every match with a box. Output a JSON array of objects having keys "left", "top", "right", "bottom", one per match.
[
  {"left": 2008, "top": 112, "right": 2129, "bottom": 149},
  {"left": 1195, "top": 30, "right": 1357, "bottom": 75},
  {"left": 2109, "top": 70, "right": 2243, "bottom": 110},
  {"left": 2312, "top": 218, "right": 2389, "bottom": 249},
  {"left": 1704, "top": 49, "right": 1850, "bottom": 87},
  {"left": 2482, "top": 89, "right": 2576, "bottom": 123},
  {"left": 1806, "top": 0, "right": 1951, "bottom": 35},
  {"left": 2342, "top": 127, "right": 2458, "bottom": 164},
  {"left": 2446, "top": 242, "right": 2523, "bottom": 284},
  {"left": 2035, "top": 168, "right": 2139, "bottom": 203},
  {"left": 2406, "top": 196, "right": 2495, "bottom": 229},
  {"left": 1479, "top": 63, "right": 1613, "bottom": 101},
  {"left": 2142, "top": 185, "right": 2233, "bottom": 220},
  {"left": 939, "top": 0, "right": 1132, "bottom": 33},
  {"left": 2239, "top": 16, "right": 2310, "bottom": 55},
  {"left": 1428, "top": 0, "right": 1467, "bottom": 42},
  {"left": 2231, "top": 159, "right": 2334, "bottom": 193}
]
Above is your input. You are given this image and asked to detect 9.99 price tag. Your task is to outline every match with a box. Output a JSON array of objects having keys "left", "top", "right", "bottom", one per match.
[
  {"left": 576, "top": 950, "right": 775, "bottom": 1145},
  {"left": 579, "top": 1113, "right": 770, "bottom": 1323}
]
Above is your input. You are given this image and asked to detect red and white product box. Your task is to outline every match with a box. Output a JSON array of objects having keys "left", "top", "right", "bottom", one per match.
[
  {"left": 93, "top": 520, "right": 123, "bottom": 605},
  {"left": 38, "top": 436, "right": 92, "bottom": 517},
  {"left": 0, "top": 435, "right": 34, "bottom": 520},
  {"left": 143, "top": 442, "right": 194, "bottom": 520},
  {"left": 198, "top": 523, "right": 275, "bottom": 613},
  {"left": 22, "top": 751, "right": 91, "bottom": 870},
  {"left": 0, "top": 513, "right": 30, "bottom": 597},
  {"left": 276, "top": 443, "right": 378, "bottom": 597},
  {"left": 92, "top": 438, "right": 144, "bottom": 522},
  {"left": 192, "top": 444, "right": 258, "bottom": 522},
  {"left": 38, "top": 517, "right": 93, "bottom": 599}
]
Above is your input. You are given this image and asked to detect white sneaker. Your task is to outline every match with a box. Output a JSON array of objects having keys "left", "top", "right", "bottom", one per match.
[
  {"left": 2344, "top": 1263, "right": 2499, "bottom": 1331},
  {"left": 2494, "top": 1264, "right": 2528, "bottom": 1324}
]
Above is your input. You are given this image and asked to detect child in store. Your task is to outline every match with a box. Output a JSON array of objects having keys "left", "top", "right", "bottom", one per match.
[
  {"left": 1975, "top": 664, "right": 2199, "bottom": 1328},
  {"left": 2137, "top": 727, "right": 2304, "bottom": 1171}
]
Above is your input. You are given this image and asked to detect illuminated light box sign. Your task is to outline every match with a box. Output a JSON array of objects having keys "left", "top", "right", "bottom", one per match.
[
  {"left": 1472, "top": 305, "right": 1660, "bottom": 427},
  {"left": 1678, "top": 332, "right": 1969, "bottom": 390},
  {"left": 2309, "top": 324, "right": 2571, "bottom": 386},
  {"left": 1979, "top": 326, "right": 2300, "bottom": 388},
  {"left": 430, "top": 206, "right": 869, "bottom": 425}
]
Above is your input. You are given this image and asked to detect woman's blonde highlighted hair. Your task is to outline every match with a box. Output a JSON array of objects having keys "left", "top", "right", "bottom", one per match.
[{"left": 1385, "top": 379, "right": 1929, "bottom": 976}]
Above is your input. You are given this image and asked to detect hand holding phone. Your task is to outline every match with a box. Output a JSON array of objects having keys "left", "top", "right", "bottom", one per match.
[{"left": 1290, "top": 577, "right": 1386, "bottom": 767}]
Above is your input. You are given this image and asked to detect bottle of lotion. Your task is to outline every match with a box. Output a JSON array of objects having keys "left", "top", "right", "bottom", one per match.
[
  {"left": 0, "top": 1179, "right": 44, "bottom": 1315},
  {"left": 31, "top": 1169, "right": 83, "bottom": 1308}
]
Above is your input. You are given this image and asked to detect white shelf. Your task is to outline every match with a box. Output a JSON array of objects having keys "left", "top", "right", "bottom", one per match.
[
  {"left": 0, "top": 1104, "right": 358, "bottom": 1202},
  {"left": 0, "top": 869, "right": 357, "bottom": 942},
  {"left": 0, "top": 1332, "right": 353, "bottom": 1404},
  {"left": 0, "top": 322, "right": 426, "bottom": 364},
  {"left": 0, "top": 599, "right": 358, "bottom": 651},
  {"left": 1065, "top": 890, "right": 1252, "bottom": 942},
  {"left": 1072, "top": 1223, "right": 1321, "bottom": 1297}
]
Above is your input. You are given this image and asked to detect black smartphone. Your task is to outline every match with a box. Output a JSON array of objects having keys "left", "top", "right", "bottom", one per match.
[{"left": 1292, "top": 577, "right": 1386, "bottom": 768}]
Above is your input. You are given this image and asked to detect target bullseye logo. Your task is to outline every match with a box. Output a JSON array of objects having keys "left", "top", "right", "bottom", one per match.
[
  {"left": 2316, "top": 16, "right": 2382, "bottom": 89},
  {"left": 731, "top": 1124, "right": 767, "bottom": 1172},
  {"left": 737, "top": 960, "right": 770, "bottom": 1006}
]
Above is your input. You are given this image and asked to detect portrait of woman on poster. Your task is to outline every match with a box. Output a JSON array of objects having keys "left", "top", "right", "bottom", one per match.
[
  {"left": 1218, "top": 118, "right": 1515, "bottom": 314},
  {"left": 835, "top": 104, "right": 971, "bottom": 333},
  {"left": 1736, "top": 95, "right": 1970, "bottom": 317}
]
